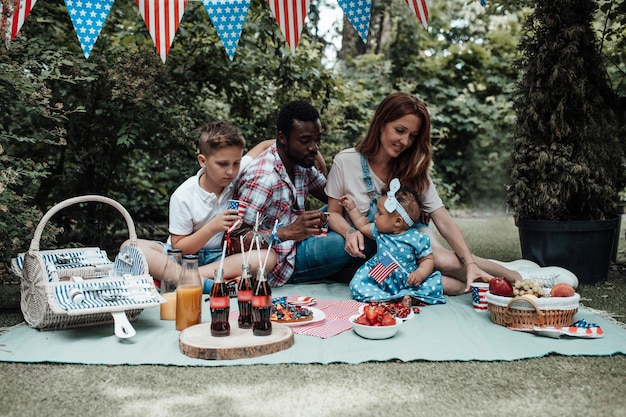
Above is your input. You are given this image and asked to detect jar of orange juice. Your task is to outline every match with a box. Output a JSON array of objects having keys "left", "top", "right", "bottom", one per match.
[{"left": 175, "top": 255, "right": 202, "bottom": 331}]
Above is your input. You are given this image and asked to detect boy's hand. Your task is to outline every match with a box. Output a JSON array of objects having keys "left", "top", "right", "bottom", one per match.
[{"left": 213, "top": 209, "right": 241, "bottom": 232}]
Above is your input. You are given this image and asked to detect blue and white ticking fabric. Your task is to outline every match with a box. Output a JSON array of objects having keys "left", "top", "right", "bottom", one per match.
[
  {"left": 13, "top": 248, "right": 112, "bottom": 282},
  {"left": 338, "top": 0, "right": 372, "bottom": 43},
  {"left": 202, "top": 0, "right": 251, "bottom": 61},
  {"left": 64, "top": 0, "right": 115, "bottom": 59},
  {"left": 54, "top": 276, "right": 161, "bottom": 312},
  {"left": 350, "top": 224, "right": 445, "bottom": 304}
]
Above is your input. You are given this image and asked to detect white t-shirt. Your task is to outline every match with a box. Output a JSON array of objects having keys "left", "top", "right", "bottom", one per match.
[
  {"left": 168, "top": 155, "right": 252, "bottom": 250},
  {"left": 325, "top": 148, "right": 444, "bottom": 219}
]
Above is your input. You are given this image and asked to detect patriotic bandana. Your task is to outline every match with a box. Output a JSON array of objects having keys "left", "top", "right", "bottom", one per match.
[{"left": 384, "top": 178, "right": 414, "bottom": 227}]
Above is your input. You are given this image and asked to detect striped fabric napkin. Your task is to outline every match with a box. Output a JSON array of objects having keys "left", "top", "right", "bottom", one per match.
[
  {"left": 229, "top": 299, "right": 366, "bottom": 339},
  {"left": 292, "top": 299, "right": 365, "bottom": 338}
]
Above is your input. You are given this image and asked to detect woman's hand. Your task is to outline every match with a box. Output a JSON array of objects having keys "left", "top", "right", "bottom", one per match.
[
  {"left": 464, "top": 262, "right": 494, "bottom": 292},
  {"left": 344, "top": 228, "right": 366, "bottom": 258}
]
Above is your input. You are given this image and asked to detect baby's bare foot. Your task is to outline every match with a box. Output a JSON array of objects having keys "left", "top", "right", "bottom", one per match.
[{"left": 402, "top": 295, "right": 412, "bottom": 309}]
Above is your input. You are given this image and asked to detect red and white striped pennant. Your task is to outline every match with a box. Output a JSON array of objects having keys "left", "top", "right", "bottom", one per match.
[
  {"left": 135, "top": 0, "right": 188, "bottom": 63},
  {"left": 1, "top": 0, "right": 37, "bottom": 46},
  {"left": 405, "top": 0, "right": 429, "bottom": 29},
  {"left": 266, "top": 0, "right": 310, "bottom": 52}
]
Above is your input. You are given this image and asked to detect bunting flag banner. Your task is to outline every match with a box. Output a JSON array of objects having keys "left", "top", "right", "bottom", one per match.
[
  {"left": 135, "top": 0, "right": 188, "bottom": 63},
  {"left": 65, "top": 0, "right": 115, "bottom": 59},
  {"left": 405, "top": 0, "right": 428, "bottom": 29},
  {"left": 337, "top": 0, "right": 371, "bottom": 43},
  {"left": 369, "top": 253, "right": 400, "bottom": 284},
  {"left": 1, "top": 0, "right": 37, "bottom": 47},
  {"left": 266, "top": 0, "right": 310, "bottom": 52},
  {"left": 202, "top": 0, "right": 251, "bottom": 61}
]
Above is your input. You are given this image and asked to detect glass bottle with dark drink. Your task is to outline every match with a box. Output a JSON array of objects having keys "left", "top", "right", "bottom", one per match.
[
  {"left": 237, "top": 263, "right": 253, "bottom": 329},
  {"left": 252, "top": 268, "right": 272, "bottom": 336},
  {"left": 209, "top": 268, "right": 230, "bottom": 337}
]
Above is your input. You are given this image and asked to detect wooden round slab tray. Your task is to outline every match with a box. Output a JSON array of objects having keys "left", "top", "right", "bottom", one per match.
[{"left": 179, "top": 320, "right": 294, "bottom": 360}]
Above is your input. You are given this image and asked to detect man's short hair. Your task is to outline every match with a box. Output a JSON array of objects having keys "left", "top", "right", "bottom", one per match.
[{"left": 276, "top": 101, "right": 320, "bottom": 140}]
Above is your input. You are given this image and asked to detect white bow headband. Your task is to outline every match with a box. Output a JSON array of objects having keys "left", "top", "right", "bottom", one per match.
[{"left": 384, "top": 178, "right": 414, "bottom": 227}]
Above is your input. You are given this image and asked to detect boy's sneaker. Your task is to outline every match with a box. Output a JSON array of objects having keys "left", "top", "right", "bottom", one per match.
[
  {"left": 490, "top": 259, "right": 540, "bottom": 271},
  {"left": 518, "top": 266, "right": 579, "bottom": 289}
]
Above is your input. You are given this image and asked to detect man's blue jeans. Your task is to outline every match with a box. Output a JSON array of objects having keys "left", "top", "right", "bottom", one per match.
[{"left": 289, "top": 231, "right": 375, "bottom": 284}]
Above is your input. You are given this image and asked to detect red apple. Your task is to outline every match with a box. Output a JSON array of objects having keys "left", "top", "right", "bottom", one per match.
[{"left": 489, "top": 277, "right": 514, "bottom": 297}]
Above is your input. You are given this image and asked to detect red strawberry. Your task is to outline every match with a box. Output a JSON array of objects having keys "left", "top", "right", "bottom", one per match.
[
  {"left": 364, "top": 306, "right": 379, "bottom": 325},
  {"left": 355, "top": 314, "right": 370, "bottom": 326},
  {"left": 381, "top": 312, "right": 396, "bottom": 326}
]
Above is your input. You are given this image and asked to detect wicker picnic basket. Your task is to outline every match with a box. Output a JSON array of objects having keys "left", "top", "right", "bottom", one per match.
[
  {"left": 13, "top": 195, "right": 162, "bottom": 330},
  {"left": 486, "top": 292, "right": 580, "bottom": 329}
]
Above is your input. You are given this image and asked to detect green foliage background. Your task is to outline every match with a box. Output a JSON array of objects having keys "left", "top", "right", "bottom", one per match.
[{"left": 1, "top": 0, "right": 624, "bottom": 280}]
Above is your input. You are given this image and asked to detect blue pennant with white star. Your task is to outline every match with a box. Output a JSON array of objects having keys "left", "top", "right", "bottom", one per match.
[
  {"left": 337, "top": 0, "right": 372, "bottom": 43},
  {"left": 202, "top": 0, "right": 251, "bottom": 61},
  {"left": 65, "top": 0, "right": 114, "bottom": 59}
]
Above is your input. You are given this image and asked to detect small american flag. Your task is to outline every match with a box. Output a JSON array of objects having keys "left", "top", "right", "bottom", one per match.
[
  {"left": 369, "top": 253, "right": 400, "bottom": 284},
  {"left": 266, "top": 0, "right": 310, "bottom": 52},
  {"left": 405, "top": 0, "right": 429, "bottom": 29}
]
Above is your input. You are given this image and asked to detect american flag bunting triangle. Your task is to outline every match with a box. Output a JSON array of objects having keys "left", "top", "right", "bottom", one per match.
[
  {"left": 405, "top": 0, "right": 429, "bottom": 29},
  {"left": 202, "top": 0, "right": 251, "bottom": 61},
  {"left": 65, "top": 0, "right": 114, "bottom": 59},
  {"left": 266, "top": 0, "right": 310, "bottom": 52},
  {"left": 135, "top": 0, "right": 188, "bottom": 63},
  {"left": 337, "top": 0, "right": 371, "bottom": 43},
  {"left": 1, "top": 0, "right": 37, "bottom": 47}
]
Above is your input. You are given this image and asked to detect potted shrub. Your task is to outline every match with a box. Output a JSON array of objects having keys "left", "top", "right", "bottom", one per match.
[{"left": 507, "top": 0, "right": 626, "bottom": 284}]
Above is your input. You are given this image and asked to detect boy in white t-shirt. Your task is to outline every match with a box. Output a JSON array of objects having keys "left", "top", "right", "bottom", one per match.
[{"left": 122, "top": 121, "right": 276, "bottom": 293}]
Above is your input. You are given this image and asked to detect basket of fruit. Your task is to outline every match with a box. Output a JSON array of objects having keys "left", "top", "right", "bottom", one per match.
[{"left": 486, "top": 278, "right": 579, "bottom": 329}]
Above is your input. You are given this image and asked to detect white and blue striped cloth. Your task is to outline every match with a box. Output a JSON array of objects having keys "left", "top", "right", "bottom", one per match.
[{"left": 53, "top": 276, "right": 161, "bottom": 312}]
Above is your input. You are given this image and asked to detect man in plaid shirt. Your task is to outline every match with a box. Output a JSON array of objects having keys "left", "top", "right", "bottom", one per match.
[{"left": 235, "top": 101, "right": 365, "bottom": 286}]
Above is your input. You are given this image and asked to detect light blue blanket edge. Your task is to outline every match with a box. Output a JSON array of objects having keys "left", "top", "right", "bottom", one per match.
[{"left": 1, "top": 282, "right": 625, "bottom": 366}]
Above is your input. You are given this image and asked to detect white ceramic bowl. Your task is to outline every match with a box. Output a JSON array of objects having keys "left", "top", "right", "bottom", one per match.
[{"left": 349, "top": 314, "right": 402, "bottom": 339}]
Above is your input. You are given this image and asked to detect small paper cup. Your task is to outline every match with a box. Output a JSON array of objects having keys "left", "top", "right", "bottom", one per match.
[
  {"left": 470, "top": 282, "right": 490, "bottom": 312},
  {"left": 228, "top": 200, "right": 247, "bottom": 217},
  {"left": 316, "top": 212, "right": 330, "bottom": 237}
]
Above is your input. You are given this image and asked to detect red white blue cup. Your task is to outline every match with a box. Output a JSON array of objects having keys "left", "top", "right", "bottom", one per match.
[
  {"left": 228, "top": 200, "right": 247, "bottom": 217},
  {"left": 316, "top": 212, "right": 330, "bottom": 237},
  {"left": 470, "top": 282, "right": 489, "bottom": 312}
]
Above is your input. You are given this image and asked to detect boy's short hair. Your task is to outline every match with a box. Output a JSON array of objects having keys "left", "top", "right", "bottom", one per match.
[
  {"left": 382, "top": 185, "right": 422, "bottom": 223},
  {"left": 198, "top": 121, "right": 246, "bottom": 156}
]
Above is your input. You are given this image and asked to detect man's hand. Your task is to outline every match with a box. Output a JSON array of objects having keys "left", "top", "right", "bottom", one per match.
[{"left": 280, "top": 210, "right": 325, "bottom": 242}]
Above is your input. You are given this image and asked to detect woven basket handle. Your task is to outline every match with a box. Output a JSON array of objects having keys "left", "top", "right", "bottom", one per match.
[
  {"left": 504, "top": 295, "right": 544, "bottom": 325},
  {"left": 28, "top": 195, "right": 138, "bottom": 252}
]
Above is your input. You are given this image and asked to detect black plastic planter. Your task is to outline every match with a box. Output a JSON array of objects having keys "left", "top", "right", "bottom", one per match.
[{"left": 517, "top": 215, "right": 620, "bottom": 285}]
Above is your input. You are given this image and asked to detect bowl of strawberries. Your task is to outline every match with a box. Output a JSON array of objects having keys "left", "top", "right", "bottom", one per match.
[{"left": 350, "top": 304, "right": 403, "bottom": 339}]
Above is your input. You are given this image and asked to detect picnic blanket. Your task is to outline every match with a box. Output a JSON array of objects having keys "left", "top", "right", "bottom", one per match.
[{"left": 1, "top": 282, "right": 625, "bottom": 366}]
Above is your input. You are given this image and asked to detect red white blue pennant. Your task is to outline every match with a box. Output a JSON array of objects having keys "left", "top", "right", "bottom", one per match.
[
  {"left": 135, "top": 0, "right": 188, "bottom": 63},
  {"left": 336, "top": 0, "right": 371, "bottom": 43},
  {"left": 1, "top": 0, "right": 37, "bottom": 47},
  {"left": 64, "top": 0, "right": 114, "bottom": 59},
  {"left": 266, "top": 0, "right": 310, "bottom": 52},
  {"left": 202, "top": 0, "right": 251, "bottom": 61},
  {"left": 405, "top": 0, "right": 429, "bottom": 29}
]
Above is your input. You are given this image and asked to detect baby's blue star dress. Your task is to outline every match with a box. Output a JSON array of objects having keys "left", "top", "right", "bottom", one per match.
[{"left": 349, "top": 224, "right": 446, "bottom": 304}]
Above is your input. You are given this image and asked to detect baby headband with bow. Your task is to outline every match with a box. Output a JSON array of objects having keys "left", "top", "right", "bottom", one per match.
[{"left": 384, "top": 178, "right": 414, "bottom": 227}]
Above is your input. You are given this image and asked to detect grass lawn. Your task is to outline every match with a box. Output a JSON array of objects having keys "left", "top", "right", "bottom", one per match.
[{"left": 0, "top": 215, "right": 625, "bottom": 417}]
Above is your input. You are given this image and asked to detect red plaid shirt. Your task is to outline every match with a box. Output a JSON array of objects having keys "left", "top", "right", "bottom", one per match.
[{"left": 234, "top": 145, "right": 326, "bottom": 286}]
